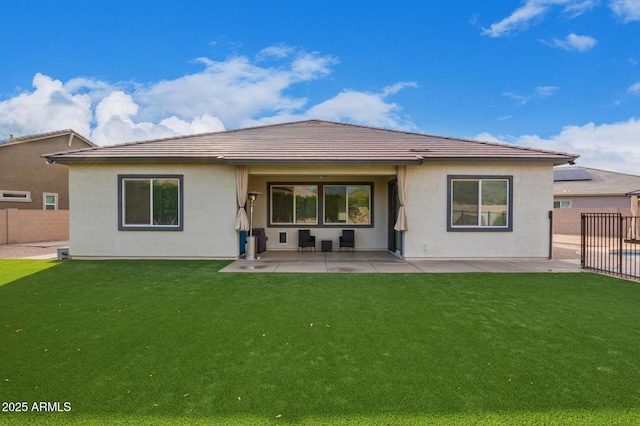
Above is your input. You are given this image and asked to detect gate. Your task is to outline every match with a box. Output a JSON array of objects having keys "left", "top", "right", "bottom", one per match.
[{"left": 581, "top": 213, "right": 640, "bottom": 280}]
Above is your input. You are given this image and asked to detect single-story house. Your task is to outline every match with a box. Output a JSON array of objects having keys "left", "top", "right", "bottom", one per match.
[
  {"left": 553, "top": 166, "right": 640, "bottom": 235},
  {"left": 43, "top": 120, "right": 578, "bottom": 260}
]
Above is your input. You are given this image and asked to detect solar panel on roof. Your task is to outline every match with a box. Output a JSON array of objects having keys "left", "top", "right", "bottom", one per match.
[{"left": 554, "top": 168, "right": 592, "bottom": 181}]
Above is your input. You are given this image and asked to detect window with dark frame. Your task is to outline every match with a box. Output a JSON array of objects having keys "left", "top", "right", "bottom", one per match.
[
  {"left": 270, "top": 185, "right": 318, "bottom": 225},
  {"left": 324, "top": 184, "right": 371, "bottom": 225},
  {"left": 268, "top": 182, "right": 373, "bottom": 227},
  {"left": 118, "top": 175, "right": 183, "bottom": 231},
  {"left": 448, "top": 175, "right": 512, "bottom": 232}
]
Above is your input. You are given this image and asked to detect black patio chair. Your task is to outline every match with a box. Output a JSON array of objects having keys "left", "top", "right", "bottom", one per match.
[
  {"left": 339, "top": 229, "right": 355, "bottom": 252},
  {"left": 298, "top": 229, "right": 316, "bottom": 252}
]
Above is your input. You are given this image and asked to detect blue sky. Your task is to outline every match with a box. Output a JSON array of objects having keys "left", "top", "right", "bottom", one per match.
[{"left": 1, "top": 0, "right": 639, "bottom": 172}]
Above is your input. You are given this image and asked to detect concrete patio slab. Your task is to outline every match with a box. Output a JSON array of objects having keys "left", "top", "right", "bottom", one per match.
[
  {"left": 410, "top": 260, "right": 489, "bottom": 273},
  {"left": 327, "top": 262, "right": 377, "bottom": 273},
  {"left": 373, "top": 262, "right": 423, "bottom": 273},
  {"left": 224, "top": 261, "right": 279, "bottom": 273},
  {"left": 274, "top": 261, "right": 329, "bottom": 273},
  {"left": 219, "top": 251, "right": 582, "bottom": 274}
]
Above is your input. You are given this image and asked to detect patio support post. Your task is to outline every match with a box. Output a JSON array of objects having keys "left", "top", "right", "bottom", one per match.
[{"left": 394, "top": 165, "right": 408, "bottom": 231}]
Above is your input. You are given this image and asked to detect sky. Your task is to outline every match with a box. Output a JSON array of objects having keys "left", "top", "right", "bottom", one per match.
[{"left": 1, "top": 0, "right": 639, "bottom": 173}]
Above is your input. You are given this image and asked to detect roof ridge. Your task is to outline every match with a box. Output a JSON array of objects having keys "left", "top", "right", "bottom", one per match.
[
  {"left": 559, "top": 165, "right": 640, "bottom": 178},
  {"left": 0, "top": 129, "right": 95, "bottom": 147}
]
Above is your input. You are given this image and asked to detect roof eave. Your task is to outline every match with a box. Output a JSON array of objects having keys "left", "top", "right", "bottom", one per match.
[
  {"left": 420, "top": 156, "right": 578, "bottom": 165},
  {"left": 45, "top": 154, "right": 576, "bottom": 166},
  {"left": 44, "top": 156, "right": 425, "bottom": 166}
]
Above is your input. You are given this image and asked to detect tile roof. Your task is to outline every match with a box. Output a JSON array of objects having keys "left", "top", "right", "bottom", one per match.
[
  {"left": 43, "top": 120, "right": 578, "bottom": 166},
  {"left": 1, "top": 129, "right": 95, "bottom": 148},
  {"left": 554, "top": 166, "right": 640, "bottom": 196}
]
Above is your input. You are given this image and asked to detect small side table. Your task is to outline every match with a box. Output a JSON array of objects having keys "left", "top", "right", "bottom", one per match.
[{"left": 321, "top": 240, "right": 333, "bottom": 252}]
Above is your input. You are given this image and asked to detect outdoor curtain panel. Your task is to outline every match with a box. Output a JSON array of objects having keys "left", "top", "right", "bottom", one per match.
[
  {"left": 394, "top": 165, "right": 408, "bottom": 231},
  {"left": 235, "top": 165, "right": 250, "bottom": 231}
]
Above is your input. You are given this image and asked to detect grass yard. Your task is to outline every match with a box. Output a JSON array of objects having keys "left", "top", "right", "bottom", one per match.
[{"left": 1, "top": 260, "right": 640, "bottom": 425}]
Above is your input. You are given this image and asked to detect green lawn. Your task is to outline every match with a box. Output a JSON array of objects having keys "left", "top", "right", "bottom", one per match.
[{"left": 1, "top": 260, "right": 640, "bottom": 425}]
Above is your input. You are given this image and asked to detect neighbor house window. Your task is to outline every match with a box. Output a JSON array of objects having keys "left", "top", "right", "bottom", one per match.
[
  {"left": 43, "top": 193, "right": 58, "bottom": 210},
  {"left": 0, "top": 190, "right": 31, "bottom": 202},
  {"left": 554, "top": 200, "right": 571, "bottom": 209},
  {"left": 324, "top": 185, "right": 371, "bottom": 225},
  {"left": 448, "top": 175, "right": 512, "bottom": 231},
  {"left": 118, "top": 175, "right": 183, "bottom": 231},
  {"left": 270, "top": 185, "right": 318, "bottom": 225}
]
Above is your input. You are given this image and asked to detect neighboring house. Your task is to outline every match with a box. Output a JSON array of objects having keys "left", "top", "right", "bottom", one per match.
[
  {"left": 0, "top": 130, "right": 95, "bottom": 244},
  {"left": 0, "top": 129, "right": 95, "bottom": 210},
  {"left": 553, "top": 166, "right": 640, "bottom": 234},
  {"left": 44, "top": 120, "right": 577, "bottom": 260}
]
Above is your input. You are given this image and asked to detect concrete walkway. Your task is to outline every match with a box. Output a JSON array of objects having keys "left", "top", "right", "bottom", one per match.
[{"left": 220, "top": 251, "right": 582, "bottom": 273}]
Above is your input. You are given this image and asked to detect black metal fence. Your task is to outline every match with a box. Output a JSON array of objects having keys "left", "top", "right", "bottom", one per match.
[{"left": 581, "top": 213, "right": 640, "bottom": 280}]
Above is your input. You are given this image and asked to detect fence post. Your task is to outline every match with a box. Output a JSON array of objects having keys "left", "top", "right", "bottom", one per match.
[
  {"left": 580, "top": 213, "right": 585, "bottom": 269},
  {"left": 619, "top": 214, "right": 624, "bottom": 274}
]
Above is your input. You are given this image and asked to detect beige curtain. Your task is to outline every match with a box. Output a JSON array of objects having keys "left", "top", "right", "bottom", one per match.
[
  {"left": 394, "top": 165, "right": 408, "bottom": 231},
  {"left": 235, "top": 166, "right": 250, "bottom": 231}
]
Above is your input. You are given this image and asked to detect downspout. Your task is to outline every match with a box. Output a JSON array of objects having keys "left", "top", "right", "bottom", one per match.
[{"left": 67, "top": 133, "right": 74, "bottom": 147}]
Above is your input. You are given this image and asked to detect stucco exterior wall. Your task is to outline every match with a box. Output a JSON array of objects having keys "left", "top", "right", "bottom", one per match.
[
  {"left": 404, "top": 162, "right": 554, "bottom": 259},
  {"left": 68, "top": 163, "right": 237, "bottom": 259},
  {"left": 67, "top": 161, "right": 558, "bottom": 259},
  {"left": 247, "top": 166, "right": 395, "bottom": 251}
]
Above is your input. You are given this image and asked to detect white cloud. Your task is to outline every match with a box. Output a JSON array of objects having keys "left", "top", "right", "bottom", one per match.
[
  {"left": 629, "top": 82, "right": 640, "bottom": 94},
  {"left": 0, "top": 73, "right": 92, "bottom": 137},
  {"left": 256, "top": 45, "right": 295, "bottom": 60},
  {"left": 382, "top": 82, "right": 419, "bottom": 97},
  {"left": 481, "top": 0, "right": 598, "bottom": 37},
  {"left": 482, "top": 1, "right": 548, "bottom": 37},
  {"left": 0, "top": 46, "right": 416, "bottom": 144},
  {"left": 503, "top": 86, "right": 558, "bottom": 104},
  {"left": 134, "top": 50, "right": 338, "bottom": 130},
  {"left": 304, "top": 84, "right": 418, "bottom": 130},
  {"left": 476, "top": 118, "right": 640, "bottom": 174},
  {"left": 610, "top": 0, "right": 640, "bottom": 22},
  {"left": 564, "top": 0, "right": 600, "bottom": 17},
  {"left": 549, "top": 33, "right": 598, "bottom": 52},
  {"left": 91, "top": 91, "right": 182, "bottom": 144},
  {"left": 535, "top": 86, "right": 559, "bottom": 97},
  {"left": 160, "top": 115, "right": 225, "bottom": 135}
]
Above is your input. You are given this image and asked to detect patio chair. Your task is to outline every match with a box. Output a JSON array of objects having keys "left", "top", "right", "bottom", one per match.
[
  {"left": 339, "top": 229, "right": 355, "bottom": 252},
  {"left": 298, "top": 229, "right": 316, "bottom": 252}
]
